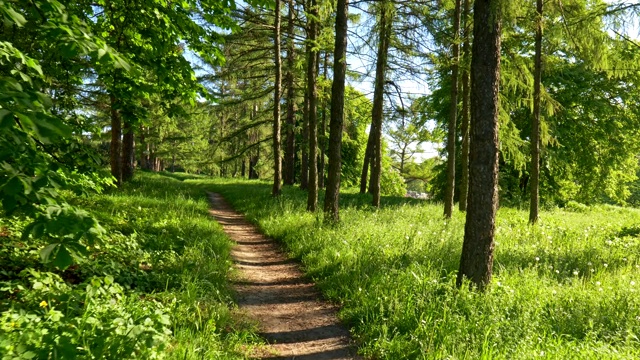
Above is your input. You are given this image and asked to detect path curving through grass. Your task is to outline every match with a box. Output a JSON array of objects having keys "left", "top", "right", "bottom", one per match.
[{"left": 207, "top": 192, "right": 359, "bottom": 360}]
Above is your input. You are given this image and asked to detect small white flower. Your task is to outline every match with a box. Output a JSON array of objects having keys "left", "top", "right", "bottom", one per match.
[
  {"left": 573, "top": 270, "right": 579, "bottom": 276},
  {"left": 603, "top": 263, "right": 608, "bottom": 268},
  {"left": 555, "top": 270, "right": 560, "bottom": 274},
  {"left": 535, "top": 257, "right": 540, "bottom": 262},
  {"left": 587, "top": 262, "right": 592, "bottom": 266},
  {"left": 596, "top": 281, "right": 601, "bottom": 286},
  {"left": 631, "top": 281, "right": 636, "bottom": 286}
]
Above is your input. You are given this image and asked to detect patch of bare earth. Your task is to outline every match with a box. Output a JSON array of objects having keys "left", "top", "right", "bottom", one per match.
[{"left": 207, "top": 193, "right": 360, "bottom": 360}]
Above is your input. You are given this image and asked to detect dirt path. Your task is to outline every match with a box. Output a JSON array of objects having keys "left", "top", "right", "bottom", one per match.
[{"left": 207, "top": 193, "right": 359, "bottom": 360}]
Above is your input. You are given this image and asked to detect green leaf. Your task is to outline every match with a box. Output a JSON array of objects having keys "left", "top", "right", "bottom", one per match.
[
  {"left": 2, "top": 6, "right": 27, "bottom": 27},
  {"left": 40, "top": 243, "right": 59, "bottom": 263},
  {"left": 0, "top": 109, "right": 12, "bottom": 128},
  {"left": 3, "top": 176, "right": 23, "bottom": 195},
  {"left": 52, "top": 245, "right": 74, "bottom": 269}
]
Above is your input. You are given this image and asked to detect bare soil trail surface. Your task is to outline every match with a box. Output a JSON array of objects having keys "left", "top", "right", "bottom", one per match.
[{"left": 207, "top": 193, "right": 360, "bottom": 360}]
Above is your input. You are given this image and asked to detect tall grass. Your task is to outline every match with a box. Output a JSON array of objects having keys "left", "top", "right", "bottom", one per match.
[{"left": 203, "top": 179, "right": 640, "bottom": 359}]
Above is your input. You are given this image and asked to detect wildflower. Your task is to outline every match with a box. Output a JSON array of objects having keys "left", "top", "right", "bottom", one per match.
[
  {"left": 603, "top": 263, "right": 608, "bottom": 268},
  {"left": 535, "top": 257, "right": 540, "bottom": 262},
  {"left": 631, "top": 281, "right": 636, "bottom": 286},
  {"left": 555, "top": 270, "right": 560, "bottom": 274},
  {"left": 39, "top": 300, "right": 48, "bottom": 308},
  {"left": 587, "top": 262, "right": 592, "bottom": 266},
  {"left": 573, "top": 270, "right": 579, "bottom": 276},
  {"left": 596, "top": 281, "right": 601, "bottom": 286}
]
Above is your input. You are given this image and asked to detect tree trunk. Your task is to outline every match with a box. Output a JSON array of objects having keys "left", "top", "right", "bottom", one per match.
[
  {"left": 323, "top": 0, "right": 349, "bottom": 222},
  {"left": 301, "top": 99, "right": 309, "bottom": 189},
  {"left": 459, "top": 0, "right": 471, "bottom": 212},
  {"left": 360, "top": 130, "right": 374, "bottom": 193},
  {"left": 273, "top": 0, "right": 283, "bottom": 197},
  {"left": 122, "top": 119, "right": 135, "bottom": 182},
  {"left": 444, "top": 0, "right": 462, "bottom": 218},
  {"left": 109, "top": 93, "right": 122, "bottom": 186},
  {"left": 307, "top": 0, "right": 319, "bottom": 211},
  {"left": 370, "top": 1, "right": 392, "bottom": 208},
  {"left": 456, "top": 0, "right": 501, "bottom": 290},
  {"left": 529, "top": 0, "right": 543, "bottom": 224},
  {"left": 319, "top": 51, "right": 329, "bottom": 189},
  {"left": 284, "top": 0, "right": 296, "bottom": 186}
]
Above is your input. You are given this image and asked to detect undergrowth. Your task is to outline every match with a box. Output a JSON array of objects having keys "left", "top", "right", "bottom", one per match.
[
  {"left": 1, "top": 172, "right": 260, "bottom": 359},
  {"left": 204, "top": 178, "right": 640, "bottom": 359}
]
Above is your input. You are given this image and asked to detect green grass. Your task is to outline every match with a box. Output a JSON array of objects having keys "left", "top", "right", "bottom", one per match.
[
  {"left": 1, "top": 172, "right": 261, "bottom": 359},
  {"left": 202, "top": 179, "right": 640, "bottom": 359}
]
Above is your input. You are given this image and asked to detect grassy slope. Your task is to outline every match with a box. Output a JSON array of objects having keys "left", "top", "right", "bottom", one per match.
[
  {"left": 1, "top": 172, "right": 260, "bottom": 359},
  {"left": 204, "top": 179, "right": 640, "bottom": 359}
]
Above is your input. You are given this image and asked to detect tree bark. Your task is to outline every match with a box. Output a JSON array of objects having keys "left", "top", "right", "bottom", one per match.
[
  {"left": 122, "top": 119, "right": 135, "bottom": 182},
  {"left": 273, "top": 0, "right": 283, "bottom": 196},
  {"left": 459, "top": 0, "right": 471, "bottom": 212},
  {"left": 307, "top": 0, "right": 319, "bottom": 211},
  {"left": 444, "top": 0, "right": 462, "bottom": 218},
  {"left": 301, "top": 102, "right": 309, "bottom": 189},
  {"left": 360, "top": 129, "right": 374, "bottom": 194},
  {"left": 323, "top": 0, "right": 349, "bottom": 222},
  {"left": 284, "top": 0, "right": 296, "bottom": 186},
  {"left": 529, "top": 0, "right": 543, "bottom": 224},
  {"left": 319, "top": 51, "right": 329, "bottom": 189},
  {"left": 109, "top": 93, "right": 122, "bottom": 186},
  {"left": 370, "top": 1, "right": 392, "bottom": 208},
  {"left": 456, "top": 0, "right": 501, "bottom": 290}
]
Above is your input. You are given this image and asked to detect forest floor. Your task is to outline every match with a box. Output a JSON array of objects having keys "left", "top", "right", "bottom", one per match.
[{"left": 207, "top": 192, "right": 359, "bottom": 360}]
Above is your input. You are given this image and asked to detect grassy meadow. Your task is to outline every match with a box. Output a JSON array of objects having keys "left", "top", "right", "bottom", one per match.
[
  {"left": 3, "top": 172, "right": 640, "bottom": 359},
  {"left": 1, "top": 173, "right": 261, "bottom": 359},
  {"left": 204, "top": 179, "right": 640, "bottom": 359}
]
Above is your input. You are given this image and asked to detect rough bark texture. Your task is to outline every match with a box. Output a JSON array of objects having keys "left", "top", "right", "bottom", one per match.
[
  {"left": 456, "top": 0, "right": 501, "bottom": 290},
  {"left": 323, "top": 0, "right": 349, "bottom": 222},
  {"left": 109, "top": 93, "right": 122, "bottom": 186},
  {"left": 122, "top": 119, "right": 135, "bottom": 182},
  {"left": 444, "top": 0, "right": 462, "bottom": 218},
  {"left": 529, "top": 0, "right": 542, "bottom": 224},
  {"left": 284, "top": 0, "right": 296, "bottom": 186},
  {"left": 272, "top": 0, "right": 283, "bottom": 197},
  {"left": 306, "top": 0, "right": 319, "bottom": 211},
  {"left": 459, "top": 0, "right": 471, "bottom": 212},
  {"left": 370, "top": 1, "right": 392, "bottom": 208}
]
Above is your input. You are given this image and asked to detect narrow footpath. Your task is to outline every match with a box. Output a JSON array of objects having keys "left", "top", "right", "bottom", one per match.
[{"left": 207, "top": 193, "right": 359, "bottom": 360}]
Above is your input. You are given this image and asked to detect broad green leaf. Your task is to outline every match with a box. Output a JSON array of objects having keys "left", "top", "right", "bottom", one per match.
[
  {"left": 40, "top": 243, "right": 59, "bottom": 263},
  {"left": 52, "top": 245, "right": 74, "bottom": 269},
  {"left": 0, "top": 109, "right": 12, "bottom": 128}
]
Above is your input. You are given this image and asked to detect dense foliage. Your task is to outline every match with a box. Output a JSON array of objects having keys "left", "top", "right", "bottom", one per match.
[{"left": 1, "top": 173, "right": 261, "bottom": 358}]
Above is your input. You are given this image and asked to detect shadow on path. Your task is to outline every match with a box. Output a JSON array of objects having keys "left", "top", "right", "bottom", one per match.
[{"left": 207, "top": 192, "right": 360, "bottom": 360}]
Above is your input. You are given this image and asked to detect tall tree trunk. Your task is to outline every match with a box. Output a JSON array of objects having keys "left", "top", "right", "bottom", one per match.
[
  {"left": 319, "top": 51, "right": 329, "bottom": 189},
  {"left": 273, "top": 0, "right": 283, "bottom": 197},
  {"left": 109, "top": 93, "right": 122, "bottom": 186},
  {"left": 323, "top": 0, "right": 349, "bottom": 222},
  {"left": 284, "top": 0, "right": 296, "bottom": 186},
  {"left": 529, "top": 0, "right": 543, "bottom": 224},
  {"left": 122, "top": 119, "right": 135, "bottom": 182},
  {"left": 307, "top": 0, "right": 319, "bottom": 211},
  {"left": 459, "top": 0, "right": 471, "bottom": 212},
  {"left": 456, "top": 0, "right": 501, "bottom": 290},
  {"left": 360, "top": 130, "right": 374, "bottom": 193},
  {"left": 370, "top": 0, "right": 392, "bottom": 208},
  {"left": 444, "top": 0, "right": 462, "bottom": 218},
  {"left": 301, "top": 98, "right": 309, "bottom": 189}
]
